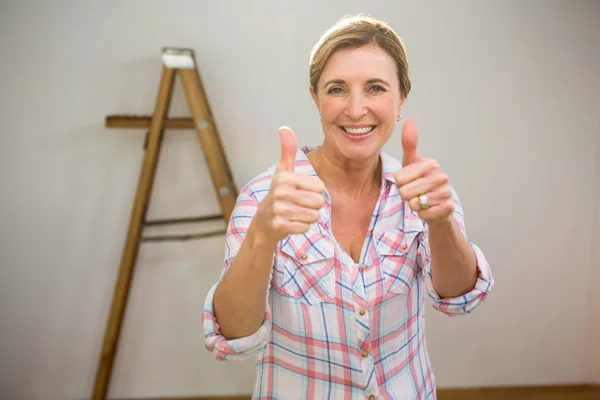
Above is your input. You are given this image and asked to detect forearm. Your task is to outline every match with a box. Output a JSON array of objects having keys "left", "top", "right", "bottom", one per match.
[
  {"left": 428, "top": 216, "right": 478, "bottom": 298},
  {"left": 213, "top": 220, "right": 278, "bottom": 340}
]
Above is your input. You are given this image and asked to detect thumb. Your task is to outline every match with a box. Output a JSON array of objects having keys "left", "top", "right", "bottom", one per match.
[
  {"left": 401, "top": 119, "right": 421, "bottom": 166},
  {"left": 277, "top": 126, "right": 297, "bottom": 172}
]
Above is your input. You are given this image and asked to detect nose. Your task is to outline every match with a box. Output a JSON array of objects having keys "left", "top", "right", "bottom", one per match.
[{"left": 344, "top": 91, "right": 367, "bottom": 121}]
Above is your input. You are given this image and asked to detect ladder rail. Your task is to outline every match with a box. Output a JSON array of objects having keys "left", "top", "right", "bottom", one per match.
[{"left": 179, "top": 67, "right": 238, "bottom": 220}]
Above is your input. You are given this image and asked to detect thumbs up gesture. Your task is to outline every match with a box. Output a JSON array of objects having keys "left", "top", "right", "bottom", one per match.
[
  {"left": 395, "top": 120, "right": 454, "bottom": 225},
  {"left": 255, "top": 127, "right": 326, "bottom": 242}
]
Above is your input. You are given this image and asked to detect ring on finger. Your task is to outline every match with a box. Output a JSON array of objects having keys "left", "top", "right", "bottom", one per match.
[{"left": 418, "top": 194, "right": 430, "bottom": 210}]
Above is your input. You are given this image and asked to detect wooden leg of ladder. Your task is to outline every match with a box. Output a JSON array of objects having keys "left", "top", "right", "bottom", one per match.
[
  {"left": 92, "top": 65, "right": 177, "bottom": 400},
  {"left": 178, "top": 67, "right": 238, "bottom": 220}
]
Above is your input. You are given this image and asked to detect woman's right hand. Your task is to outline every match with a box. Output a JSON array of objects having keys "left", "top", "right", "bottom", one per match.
[{"left": 254, "top": 127, "right": 326, "bottom": 243}]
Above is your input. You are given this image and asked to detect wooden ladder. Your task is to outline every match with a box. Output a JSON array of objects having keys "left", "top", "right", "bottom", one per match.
[{"left": 92, "top": 47, "right": 238, "bottom": 400}]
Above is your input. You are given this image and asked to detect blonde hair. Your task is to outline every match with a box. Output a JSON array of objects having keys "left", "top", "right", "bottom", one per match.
[{"left": 309, "top": 14, "right": 411, "bottom": 98}]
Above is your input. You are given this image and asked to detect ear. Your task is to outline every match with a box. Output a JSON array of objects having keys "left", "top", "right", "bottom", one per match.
[
  {"left": 397, "top": 96, "right": 406, "bottom": 117},
  {"left": 309, "top": 85, "right": 320, "bottom": 111}
]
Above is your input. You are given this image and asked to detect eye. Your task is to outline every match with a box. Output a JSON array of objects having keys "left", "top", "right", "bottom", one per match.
[
  {"left": 326, "top": 86, "right": 344, "bottom": 95},
  {"left": 369, "top": 85, "right": 387, "bottom": 93}
]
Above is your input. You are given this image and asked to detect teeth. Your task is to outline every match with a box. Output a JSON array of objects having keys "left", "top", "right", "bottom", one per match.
[{"left": 344, "top": 126, "right": 374, "bottom": 135}]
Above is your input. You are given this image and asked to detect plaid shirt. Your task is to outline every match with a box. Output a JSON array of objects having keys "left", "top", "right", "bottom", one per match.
[{"left": 203, "top": 146, "right": 494, "bottom": 399}]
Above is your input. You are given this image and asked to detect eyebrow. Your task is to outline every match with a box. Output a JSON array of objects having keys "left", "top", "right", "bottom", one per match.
[{"left": 323, "top": 78, "right": 391, "bottom": 87}]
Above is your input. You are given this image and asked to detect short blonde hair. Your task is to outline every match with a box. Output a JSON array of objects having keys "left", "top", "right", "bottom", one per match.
[{"left": 309, "top": 14, "right": 411, "bottom": 98}]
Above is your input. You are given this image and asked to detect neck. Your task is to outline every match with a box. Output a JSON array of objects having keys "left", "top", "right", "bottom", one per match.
[{"left": 308, "top": 146, "right": 381, "bottom": 200}]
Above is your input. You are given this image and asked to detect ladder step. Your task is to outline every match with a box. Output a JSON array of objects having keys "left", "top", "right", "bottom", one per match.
[
  {"left": 143, "top": 215, "right": 223, "bottom": 226},
  {"left": 106, "top": 115, "right": 195, "bottom": 129},
  {"left": 141, "top": 230, "right": 226, "bottom": 242}
]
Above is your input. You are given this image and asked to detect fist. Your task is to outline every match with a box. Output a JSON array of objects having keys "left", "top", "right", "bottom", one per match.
[
  {"left": 395, "top": 119, "right": 454, "bottom": 224},
  {"left": 255, "top": 127, "right": 326, "bottom": 242}
]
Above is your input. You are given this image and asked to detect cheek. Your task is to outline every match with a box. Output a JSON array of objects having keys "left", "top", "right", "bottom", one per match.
[
  {"left": 375, "top": 99, "right": 398, "bottom": 141},
  {"left": 319, "top": 97, "right": 343, "bottom": 120},
  {"left": 377, "top": 98, "right": 398, "bottom": 121}
]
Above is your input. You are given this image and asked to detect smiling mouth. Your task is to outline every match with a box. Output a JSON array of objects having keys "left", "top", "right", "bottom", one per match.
[{"left": 341, "top": 126, "right": 376, "bottom": 135}]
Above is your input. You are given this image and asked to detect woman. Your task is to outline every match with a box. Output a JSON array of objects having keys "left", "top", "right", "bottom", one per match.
[{"left": 203, "top": 14, "right": 494, "bottom": 399}]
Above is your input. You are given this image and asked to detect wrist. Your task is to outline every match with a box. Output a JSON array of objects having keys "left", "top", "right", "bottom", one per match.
[
  {"left": 249, "top": 216, "right": 280, "bottom": 249},
  {"left": 426, "top": 215, "right": 454, "bottom": 230},
  {"left": 252, "top": 228, "right": 279, "bottom": 248}
]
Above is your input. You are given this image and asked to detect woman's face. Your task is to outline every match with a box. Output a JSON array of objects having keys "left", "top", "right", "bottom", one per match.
[{"left": 311, "top": 44, "right": 404, "bottom": 163}]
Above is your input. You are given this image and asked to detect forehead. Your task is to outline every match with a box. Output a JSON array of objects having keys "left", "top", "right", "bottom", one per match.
[{"left": 320, "top": 45, "right": 398, "bottom": 85}]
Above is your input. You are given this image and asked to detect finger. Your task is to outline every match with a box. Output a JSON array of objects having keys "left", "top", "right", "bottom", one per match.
[
  {"left": 401, "top": 119, "right": 422, "bottom": 167},
  {"left": 272, "top": 216, "right": 310, "bottom": 235},
  {"left": 282, "top": 221, "right": 311, "bottom": 235},
  {"left": 395, "top": 159, "right": 440, "bottom": 187},
  {"left": 272, "top": 184, "right": 325, "bottom": 209},
  {"left": 415, "top": 201, "right": 455, "bottom": 221},
  {"left": 277, "top": 126, "right": 298, "bottom": 172},
  {"left": 291, "top": 190, "right": 325, "bottom": 209},
  {"left": 273, "top": 202, "right": 321, "bottom": 224},
  {"left": 277, "top": 173, "right": 325, "bottom": 193},
  {"left": 398, "top": 169, "right": 449, "bottom": 200},
  {"left": 407, "top": 186, "right": 452, "bottom": 212}
]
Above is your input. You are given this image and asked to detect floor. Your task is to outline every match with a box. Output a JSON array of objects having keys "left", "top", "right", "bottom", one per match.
[
  {"left": 437, "top": 385, "right": 600, "bottom": 400},
  {"left": 125, "top": 386, "right": 600, "bottom": 400}
]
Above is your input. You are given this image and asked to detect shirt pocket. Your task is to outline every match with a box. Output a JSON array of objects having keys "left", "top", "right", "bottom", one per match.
[
  {"left": 273, "top": 230, "right": 336, "bottom": 306},
  {"left": 375, "top": 228, "right": 422, "bottom": 295}
]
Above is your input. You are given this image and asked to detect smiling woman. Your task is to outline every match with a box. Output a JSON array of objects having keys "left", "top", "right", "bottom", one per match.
[
  {"left": 203, "top": 14, "right": 494, "bottom": 400},
  {"left": 310, "top": 45, "right": 403, "bottom": 161},
  {"left": 308, "top": 17, "right": 410, "bottom": 164}
]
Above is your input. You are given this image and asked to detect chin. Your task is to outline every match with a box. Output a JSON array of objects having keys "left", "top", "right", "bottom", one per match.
[{"left": 336, "top": 139, "right": 382, "bottom": 162}]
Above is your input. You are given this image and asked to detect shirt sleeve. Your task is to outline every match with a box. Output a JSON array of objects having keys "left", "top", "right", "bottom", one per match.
[
  {"left": 418, "top": 185, "right": 494, "bottom": 316},
  {"left": 202, "top": 188, "right": 273, "bottom": 360}
]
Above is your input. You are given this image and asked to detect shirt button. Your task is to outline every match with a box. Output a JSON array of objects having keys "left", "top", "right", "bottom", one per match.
[
  {"left": 360, "top": 265, "right": 368, "bottom": 271},
  {"left": 361, "top": 350, "right": 369, "bottom": 358},
  {"left": 369, "top": 396, "right": 376, "bottom": 400},
  {"left": 301, "top": 254, "right": 308, "bottom": 260},
  {"left": 359, "top": 309, "right": 366, "bottom": 316},
  {"left": 401, "top": 244, "right": 408, "bottom": 251}
]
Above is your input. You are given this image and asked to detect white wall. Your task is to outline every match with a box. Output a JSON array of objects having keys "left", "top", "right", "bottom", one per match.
[
  {"left": 0, "top": 1, "right": 598, "bottom": 399},
  {"left": 589, "top": 121, "right": 600, "bottom": 384}
]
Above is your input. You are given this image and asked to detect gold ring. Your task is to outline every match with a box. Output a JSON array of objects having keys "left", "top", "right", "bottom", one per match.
[{"left": 418, "top": 194, "right": 430, "bottom": 209}]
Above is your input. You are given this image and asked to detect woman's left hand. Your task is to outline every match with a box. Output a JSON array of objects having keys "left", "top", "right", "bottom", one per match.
[{"left": 394, "top": 119, "right": 454, "bottom": 226}]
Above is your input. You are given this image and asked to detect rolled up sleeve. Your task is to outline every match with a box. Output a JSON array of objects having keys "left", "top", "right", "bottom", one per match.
[
  {"left": 203, "top": 281, "right": 272, "bottom": 360},
  {"left": 202, "top": 188, "right": 272, "bottom": 360},
  {"left": 419, "top": 186, "right": 494, "bottom": 316}
]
